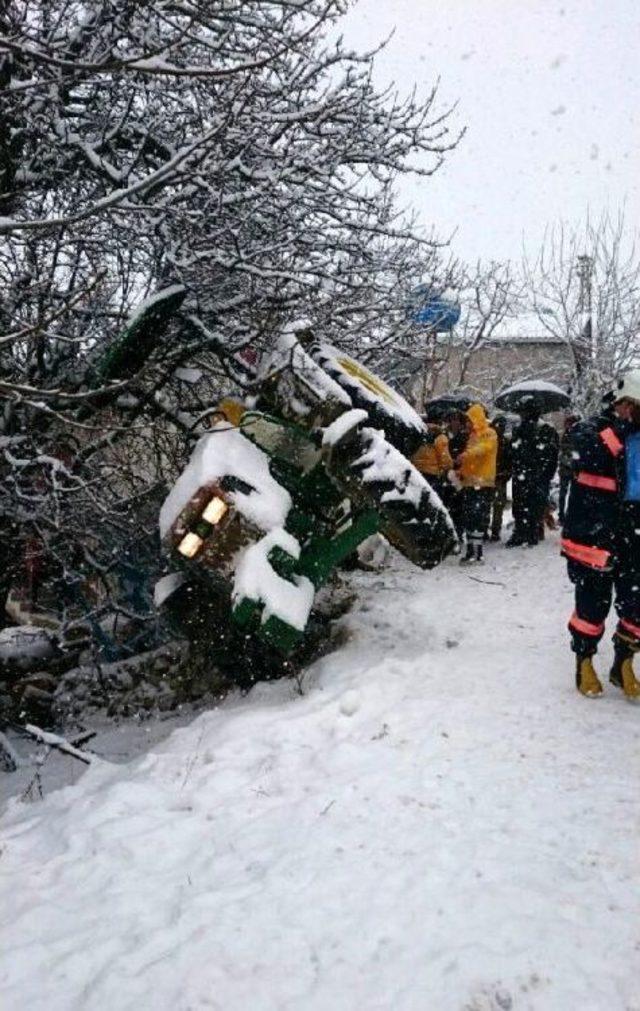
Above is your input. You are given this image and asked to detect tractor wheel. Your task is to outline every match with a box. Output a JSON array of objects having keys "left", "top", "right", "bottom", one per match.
[
  {"left": 324, "top": 422, "right": 457, "bottom": 570},
  {"left": 308, "top": 342, "right": 427, "bottom": 456}
]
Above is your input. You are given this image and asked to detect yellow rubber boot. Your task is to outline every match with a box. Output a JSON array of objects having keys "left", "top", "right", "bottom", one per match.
[
  {"left": 576, "top": 656, "right": 603, "bottom": 698},
  {"left": 609, "top": 656, "right": 640, "bottom": 700}
]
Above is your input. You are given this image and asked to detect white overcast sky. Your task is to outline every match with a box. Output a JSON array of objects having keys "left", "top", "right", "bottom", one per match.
[{"left": 338, "top": 0, "right": 640, "bottom": 262}]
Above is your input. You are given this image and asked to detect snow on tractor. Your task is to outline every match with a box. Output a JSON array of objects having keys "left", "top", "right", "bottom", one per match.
[{"left": 158, "top": 322, "right": 457, "bottom": 685}]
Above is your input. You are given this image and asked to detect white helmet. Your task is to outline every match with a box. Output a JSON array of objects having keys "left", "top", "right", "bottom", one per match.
[{"left": 612, "top": 369, "right": 640, "bottom": 404}]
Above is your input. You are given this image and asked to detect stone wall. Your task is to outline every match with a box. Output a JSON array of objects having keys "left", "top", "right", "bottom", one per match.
[{"left": 419, "top": 340, "right": 574, "bottom": 405}]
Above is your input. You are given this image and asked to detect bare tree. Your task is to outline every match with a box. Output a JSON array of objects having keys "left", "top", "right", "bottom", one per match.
[
  {"left": 381, "top": 259, "right": 520, "bottom": 409},
  {"left": 436, "top": 260, "right": 521, "bottom": 401},
  {"left": 525, "top": 213, "right": 640, "bottom": 410},
  {"left": 0, "top": 1, "right": 461, "bottom": 651}
]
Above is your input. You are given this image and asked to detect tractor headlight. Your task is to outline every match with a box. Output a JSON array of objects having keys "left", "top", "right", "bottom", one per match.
[
  {"left": 177, "top": 532, "right": 204, "bottom": 558},
  {"left": 202, "top": 495, "right": 228, "bottom": 525}
]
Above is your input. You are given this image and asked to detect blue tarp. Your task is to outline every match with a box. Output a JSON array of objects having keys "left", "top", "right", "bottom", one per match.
[
  {"left": 625, "top": 431, "right": 640, "bottom": 502},
  {"left": 412, "top": 297, "right": 461, "bottom": 330}
]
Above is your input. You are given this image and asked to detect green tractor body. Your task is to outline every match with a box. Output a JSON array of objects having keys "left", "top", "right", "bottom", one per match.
[{"left": 159, "top": 325, "right": 458, "bottom": 666}]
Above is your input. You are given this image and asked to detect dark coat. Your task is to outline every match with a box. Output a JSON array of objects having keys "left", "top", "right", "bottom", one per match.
[
  {"left": 562, "top": 411, "right": 640, "bottom": 571},
  {"left": 511, "top": 418, "right": 559, "bottom": 486},
  {"left": 495, "top": 429, "right": 512, "bottom": 482},
  {"left": 559, "top": 427, "right": 576, "bottom": 478}
]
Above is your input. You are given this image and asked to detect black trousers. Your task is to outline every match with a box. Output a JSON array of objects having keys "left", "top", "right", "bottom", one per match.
[
  {"left": 426, "top": 475, "right": 450, "bottom": 506},
  {"left": 567, "top": 559, "right": 640, "bottom": 656},
  {"left": 491, "top": 479, "right": 508, "bottom": 538},
  {"left": 512, "top": 475, "right": 550, "bottom": 544},
  {"left": 462, "top": 487, "right": 493, "bottom": 545},
  {"left": 442, "top": 486, "right": 464, "bottom": 538}
]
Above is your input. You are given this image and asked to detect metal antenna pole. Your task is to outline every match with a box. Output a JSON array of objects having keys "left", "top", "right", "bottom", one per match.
[{"left": 577, "top": 254, "right": 594, "bottom": 359}]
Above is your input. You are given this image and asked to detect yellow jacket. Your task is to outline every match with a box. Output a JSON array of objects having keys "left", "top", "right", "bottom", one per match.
[
  {"left": 412, "top": 432, "right": 453, "bottom": 477},
  {"left": 457, "top": 404, "right": 497, "bottom": 488},
  {"left": 215, "top": 397, "right": 246, "bottom": 426}
]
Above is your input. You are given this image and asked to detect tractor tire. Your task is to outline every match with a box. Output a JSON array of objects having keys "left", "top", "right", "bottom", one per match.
[
  {"left": 324, "top": 422, "right": 457, "bottom": 570},
  {"left": 308, "top": 342, "right": 427, "bottom": 456}
]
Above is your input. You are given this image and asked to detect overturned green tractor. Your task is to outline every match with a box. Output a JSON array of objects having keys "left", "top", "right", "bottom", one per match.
[{"left": 157, "top": 322, "right": 457, "bottom": 685}]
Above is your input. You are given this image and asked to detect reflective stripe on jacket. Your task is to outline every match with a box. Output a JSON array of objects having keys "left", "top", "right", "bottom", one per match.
[{"left": 561, "top": 412, "right": 635, "bottom": 570}]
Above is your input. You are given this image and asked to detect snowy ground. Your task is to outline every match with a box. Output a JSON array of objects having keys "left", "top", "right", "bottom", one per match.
[
  {"left": 1, "top": 533, "right": 639, "bottom": 1011},
  {"left": 0, "top": 706, "right": 204, "bottom": 803}
]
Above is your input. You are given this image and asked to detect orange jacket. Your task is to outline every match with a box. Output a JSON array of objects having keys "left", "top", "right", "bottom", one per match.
[
  {"left": 412, "top": 432, "right": 453, "bottom": 477},
  {"left": 215, "top": 398, "right": 246, "bottom": 426},
  {"left": 457, "top": 404, "right": 497, "bottom": 488}
]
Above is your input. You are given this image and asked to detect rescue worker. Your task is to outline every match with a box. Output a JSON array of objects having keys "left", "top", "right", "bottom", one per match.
[
  {"left": 411, "top": 421, "right": 454, "bottom": 502},
  {"left": 558, "top": 414, "right": 580, "bottom": 524},
  {"left": 507, "top": 407, "right": 559, "bottom": 547},
  {"left": 562, "top": 370, "right": 640, "bottom": 700},
  {"left": 455, "top": 403, "right": 497, "bottom": 564},
  {"left": 443, "top": 409, "right": 468, "bottom": 541},
  {"left": 489, "top": 415, "right": 512, "bottom": 541}
]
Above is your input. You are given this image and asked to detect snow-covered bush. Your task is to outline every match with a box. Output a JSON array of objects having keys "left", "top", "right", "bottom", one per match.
[{"left": 0, "top": 1, "right": 459, "bottom": 676}]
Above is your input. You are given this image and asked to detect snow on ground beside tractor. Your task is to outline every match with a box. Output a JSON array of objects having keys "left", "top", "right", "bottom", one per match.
[
  {"left": 1, "top": 535, "right": 639, "bottom": 1011},
  {"left": 0, "top": 708, "right": 203, "bottom": 803}
]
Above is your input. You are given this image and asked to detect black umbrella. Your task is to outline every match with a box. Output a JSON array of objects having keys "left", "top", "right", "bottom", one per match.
[
  {"left": 494, "top": 380, "right": 570, "bottom": 415},
  {"left": 425, "top": 393, "right": 475, "bottom": 420}
]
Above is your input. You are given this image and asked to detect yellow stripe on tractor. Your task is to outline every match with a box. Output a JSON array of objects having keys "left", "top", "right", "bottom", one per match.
[{"left": 336, "top": 356, "right": 397, "bottom": 406}]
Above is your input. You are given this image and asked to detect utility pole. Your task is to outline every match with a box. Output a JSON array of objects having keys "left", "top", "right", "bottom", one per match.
[{"left": 577, "top": 254, "right": 594, "bottom": 360}]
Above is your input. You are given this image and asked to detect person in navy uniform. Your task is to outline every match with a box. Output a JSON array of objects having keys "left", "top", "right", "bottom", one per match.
[
  {"left": 558, "top": 413, "right": 581, "bottom": 524},
  {"left": 562, "top": 370, "right": 640, "bottom": 699},
  {"left": 507, "top": 407, "right": 559, "bottom": 547}
]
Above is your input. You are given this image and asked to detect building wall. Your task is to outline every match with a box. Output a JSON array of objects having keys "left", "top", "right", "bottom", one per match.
[{"left": 428, "top": 341, "right": 574, "bottom": 403}]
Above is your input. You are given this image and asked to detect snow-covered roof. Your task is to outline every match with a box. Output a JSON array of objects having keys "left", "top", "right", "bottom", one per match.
[{"left": 484, "top": 311, "right": 566, "bottom": 345}]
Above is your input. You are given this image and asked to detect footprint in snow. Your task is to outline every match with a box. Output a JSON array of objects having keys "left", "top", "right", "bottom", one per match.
[
  {"left": 339, "top": 690, "right": 360, "bottom": 717},
  {"left": 464, "top": 987, "right": 513, "bottom": 1011}
]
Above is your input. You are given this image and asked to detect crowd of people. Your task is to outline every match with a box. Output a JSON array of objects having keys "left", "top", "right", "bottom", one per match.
[
  {"left": 412, "top": 375, "right": 640, "bottom": 703},
  {"left": 411, "top": 399, "right": 562, "bottom": 564}
]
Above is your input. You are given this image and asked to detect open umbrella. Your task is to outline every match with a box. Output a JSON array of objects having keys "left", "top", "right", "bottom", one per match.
[
  {"left": 494, "top": 380, "right": 570, "bottom": 415},
  {"left": 425, "top": 393, "right": 476, "bottom": 420}
]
